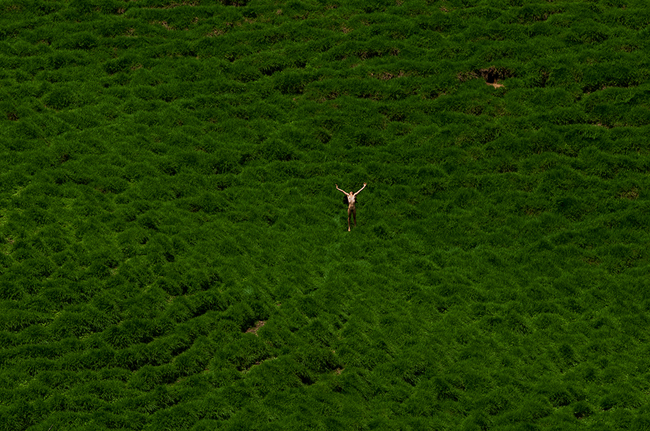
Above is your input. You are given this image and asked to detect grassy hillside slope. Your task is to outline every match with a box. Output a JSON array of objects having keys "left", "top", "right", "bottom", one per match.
[{"left": 1, "top": 0, "right": 650, "bottom": 429}]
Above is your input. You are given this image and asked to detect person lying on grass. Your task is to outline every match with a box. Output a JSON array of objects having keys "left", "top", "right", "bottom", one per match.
[{"left": 335, "top": 183, "right": 367, "bottom": 231}]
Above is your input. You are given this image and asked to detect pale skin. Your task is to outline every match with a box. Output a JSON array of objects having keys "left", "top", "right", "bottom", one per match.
[{"left": 335, "top": 183, "right": 367, "bottom": 231}]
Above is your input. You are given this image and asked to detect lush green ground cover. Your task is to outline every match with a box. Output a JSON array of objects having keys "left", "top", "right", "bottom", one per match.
[{"left": 1, "top": 0, "right": 650, "bottom": 429}]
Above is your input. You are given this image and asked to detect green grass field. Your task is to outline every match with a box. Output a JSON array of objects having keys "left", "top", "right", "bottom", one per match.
[{"left": 1, "top": 0, "right": 650, "bottom": 429}]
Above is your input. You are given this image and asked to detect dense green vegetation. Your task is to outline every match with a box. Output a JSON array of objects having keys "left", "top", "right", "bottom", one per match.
[{"left": 1, "top": 0, "right": 650, "bottom": 429}]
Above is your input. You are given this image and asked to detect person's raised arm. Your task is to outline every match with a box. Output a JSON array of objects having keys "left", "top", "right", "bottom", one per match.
[
  {"left": 354, "top": 183, "right": 367, "bottom": 196},
  {"left": 335, "top": 184, "right": 348, "bottom": 194}
]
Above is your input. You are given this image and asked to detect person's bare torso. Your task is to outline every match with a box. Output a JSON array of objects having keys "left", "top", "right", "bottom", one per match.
[{"left": 347, "top": 193, "right": 356, "bottom": 207}]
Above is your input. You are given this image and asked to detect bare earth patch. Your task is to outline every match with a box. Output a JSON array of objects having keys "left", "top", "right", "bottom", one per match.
[
  {"left": 147, "top": 1, "right": 198, "bottom": 8},
  {"left": 369, "top": 70, "right": 406, "bottom": 80},
  {"left": 617, "top": 188, "right": 639, "bottom": 200},
  {"left": 458, "top": 66, "right": 514, "bottom": 88},
  {"left": 152, "top": 21, "right": 173, "bottom": 30},
  {"left": 207, "top": 28, "right": 226, "bottom": 37},
  {"left": 245, "top": 320, "right": 266, "bottom": 335}
]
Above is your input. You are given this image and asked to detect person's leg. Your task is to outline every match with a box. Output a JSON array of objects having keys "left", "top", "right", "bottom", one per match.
[{"left": 347, "top": 207, "right": 351, "bottom": 231}]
